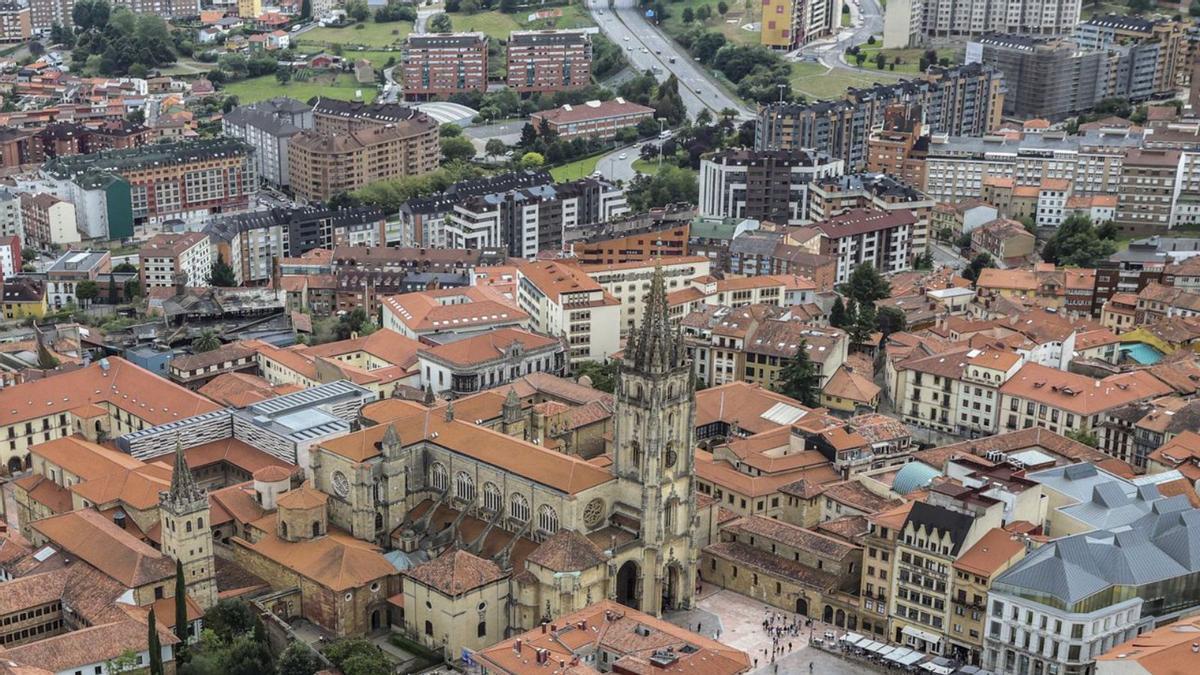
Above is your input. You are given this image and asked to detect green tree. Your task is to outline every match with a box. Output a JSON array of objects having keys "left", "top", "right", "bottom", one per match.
[
  {"left": 174, "top": 560, "right": 189, "bottom": 655},
  {"left": 829, "top": 296, "right": 848, "bottom": 328},
  {"left": 854, "top": 52, "right": 867, "bottom": 67},
  {"left": 1040, "top": 213, "right": 1117, "bottom": 268},
  {"left": 520, "top": 122, "right": 538, "bottom": 146},
  {"left": 439, "top": 123, "right": 463, "bottom": 138},
  {"left": 874, "top": 52, "right": 886, "bottom": 69},
  {"left": 849, "top": 301, "right": 876, "bottom": 346},
  {"left": 775, "top": 343, "right": 821, "bottom": 407},
  {"left": 275, "top": 66, "right": 291, "bottom": 85},
  {"left": 192, "top": 330, "right": 221, "bottom": 353},
  {"left": 1065, "top": 429, "right": 1099, "bottom": 447},
  {"left": 573, "top": 360, "right": 618, "bottom": 393},
  {"left": 301, "top": 0, "right": 311, "bottom": 18},
  {"left": 75, "top": 280, "right": 99, "bottom": 305},
  {"left": 877, "top": 305, "right": 907, "bottom": 337},
  {"left": 224, "top": 635, "right": 273, "bottom": 675},
  {"left": 696, "top": 5, "right": 712, "bottom": 21},
  {"left": 625, "top": 165, "right": 698, "bottom": 211},
  {"left": 840, "top": 263, "right": 891, "bottom": 306},
  {"left": 962, "top": 253, "right": 994, "bottom": 284},
  {"left": 652, "top": 75, "right": 686, "bottom": 126},
  {"left": 682, "top": 7, "right": 694, "bottom": 22},
  {"left": 148, "top": 609, "right": 164, "bottom": 675},
  {"left": 428, "top": 12, "right": 452, "bottom": 32},
  {"left": 346, "top": 0, "right": 369, "bottom": 21},
  {"left": 210, "top": 253, "right": 237, "bottom": 287},
  {"left": 124, "top": 278, "right": 142, "bottom": 301},
  {"left": 335, "top": 308, "right": 375, "bottom": 340},
  {"left": 484, "top": 138, "right": 507, "bottom": 160},
  {"left": 718, "top": 0, "right": 729, "bottom": 13},
  {"left": 520, "top": 151, "right": 545, "bottom": 169},
  {"left": 204, "top": 599, "right": 258, "bottom": 644},
  {"left": 440, "top": 135, "right": 475, "bottom": 163},
  {"left": 277, "top": 642, "right": 322, "bottom": 675},
  {"left": 323, "top": 639, "right": 390, "bottom": 675}
]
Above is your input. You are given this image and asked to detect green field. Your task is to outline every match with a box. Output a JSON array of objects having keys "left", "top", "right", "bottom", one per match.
[
  {"left": 857, "top": 43, "right": 959, "bottom": 74},
  {"left": 660, "top": 0, "right": 760, "bottom": 47},
  {"left": 522, "top": 5, "right": 596, "bottom": 30},
  {"left": 446, "top": 11, "right": 524, "bottom": 40},
  {"left": 632, "top": 158, "right": 663, "bottom": 175},
  {"left": 790, "top": 61, "right": 904, "bottom": 100},
  {"left": 550, "top": 154, "right": 603, "bottom": 181},
  {"left": 224, "top": 72, "right": 378, "bottom": 104},
  {"left": 344, "top": 49, "right": 403, "bottom": 69},
  {"left": 297, "top": 21, "right": 412, "bottom": 49}
]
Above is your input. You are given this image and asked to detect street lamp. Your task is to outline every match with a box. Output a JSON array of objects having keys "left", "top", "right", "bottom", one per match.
[
  {"left": 777, "top": 83, "right": 787, "bottom": 103},
  {"left": 657, "top": 117, "right": 667, "bottom": 169}
]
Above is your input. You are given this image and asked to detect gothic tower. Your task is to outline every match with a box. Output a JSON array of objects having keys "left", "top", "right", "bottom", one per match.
[
  {"left": 611, "top": 265, "right": 698, "bottom": 617},
  {"left": 159, "top": 438, "right": 218, "bottom": 610}
]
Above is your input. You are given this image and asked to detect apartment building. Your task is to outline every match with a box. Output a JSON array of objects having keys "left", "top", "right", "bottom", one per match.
[
  {"left": 28, "top": 0, "right": 195, "bottom": 31},
  {"left": 580, "top": 256, "right": 711, "bottom": 336},
  {"left": 40, "top": 137, "right": 256, "bottom": 234},
  {"left": 971, "top": 218, "right": 1036, "bottom": 266},
  {"left": 897, "top": 345, "right": 1024, "bottom": 438},
  {"left": 19, "top": 193, "right": 77, "bottom": 248},
  {"left": 859, "top": 502, "right": 914, "bottom": 640},
  {"left": 698, "top": 148, "right": 844, "bottom": 225},
  {"left": 222, "top": 98, "right": 314, "bottom": 188},
  {"left": 997, "top": 363, "right": 1173, "bottom": 437},
  {"left": 0, "top": 234, "right": 17, "bottom": 279},
  {"left": 755, "top": 64, "right": 1004, "bottom": 170},
  {"left": 1075, "top": 15, "right": 1191, "bottom": 94},
  {"left": 44, "top": 249, "right": 109, "bottom": 308},
  {"left": 444, "top": 177, "right": 626, "bottom": 257},
  {"left": 0, "top": 2, "right": 30, "bottom": 42},
  {"left": 311, "top": 98, "right": 430, "bottom": 134},
  {"left": 570, "top": 222, "right": 690, "bottom": 265},
  {"left": 883, "top": 0, "right": 1079, "bottom": 47},
  {"left": 516, "top": 260, "right": 620, "bottom": 362},
  {"left": 1112, "top": 148, "right": 1182, "bottom": 236},
  {"left": 921, "top": 130, "right": 1142, "bottom": 204},
  {"left": 36, "top": 121, "right": 152, "bottom": 158},
  {"left": 207, "top": 205, "right": 386, "bottom": 285},
  {"left": 947, "top": 528, "right": 1027, "bottom": 665},
  {"left": 529, "top": 98, "right": 655, "bottom": 142},
  {"left": 813, "top": 208, "right": 916, "bottom": 284},
  {"left": 505, "top": 30, "right": 591, "bottom": 94},
  {"left": 139, "top": 232, "right": 211, "bottom": 289},
  {"left": 381, "top": 285, "right": 527, "bottom": 342},
  {"left": 809, "top": 173, "right": 934, "bottom": 258},
  {"left": 417, "top": 328, "right": 564, "bottom": 395},
  {"left": 400, "top": 33, "right": 488, "bottom": 100},
  {"left": 288, "top": 114, "right": 440, "bottom": 202},
  {"left": 0, "top": 187, "right": 20, "bottom": 245},
  {"left": 760, "top": 0, "right": 836, "bottom": 49},
  {"left": 866, "top": 105, "right": 929, "bottom": 189}
]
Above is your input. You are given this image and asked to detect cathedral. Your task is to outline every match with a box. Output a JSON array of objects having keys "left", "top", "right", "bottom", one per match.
[{"left": 280, "top": 265, "right": 715, "bottom": 658}]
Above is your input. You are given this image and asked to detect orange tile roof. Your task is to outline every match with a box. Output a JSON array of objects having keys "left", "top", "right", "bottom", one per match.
[
  {"left": 1095, "top": 615, "right": 1200, "bottom": 673},
  {"left": 277, "top": 484, "right": 329, "bottom": 510},
  {"left": 404, "top": 549, "right": 505, "bottom": 595},
  {"left": 421, "top": 328, "right": 559, "bottom": 367},
  {"left": 381, "top": 287, "right": 527, "bottom": 332},
  {"left": 236, "top": 526, "right": 395, "bottom": 592},
  {"left": 517, "top": 260, "right": 606, "bottom": 301},
  {"left": 822, "top": 365, "right": 880, "bottom": 404},
  {"left": 999, "top": 363, "right": 1173, "bottom": 416},
  {"left": 952, "top": 527, "right": 1026, "bottom": 576},
  {"left": 31, "top": 510, "right": 174, "bottom": 588},
  {"left": 976, "top": 268, "right": 1038, "bottom": 291},
  {"left": 198, "top": 372, "right": 303, "bottom": 408}
]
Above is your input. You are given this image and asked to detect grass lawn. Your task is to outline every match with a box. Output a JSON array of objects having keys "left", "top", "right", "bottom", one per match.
[
  {"left": 790, "top": 62, "right": 904, "bottom": 100},
  {"left": 632, "top": 158, "right": 663, "bottom": 176},
  {"left": 522, "top": 5, "right": 596, "bottom": 30},
  {"left": 297, "top": 21, "right": 412, "bottom": 49},
  {"left": 550, "top": 154, "right": 603, "bottom": 182},
  {"left": 661, "top": 0, "right": 761, "bottom": 47},
  {"left": 345, "top": 49, "right": 403, "bottom": 69},
  {"left": 857, "top": 43, "right": 959, "bottom": 74},
  {"left": 447, "top": 10, "right": 523, "bottom": 40},
  {"left": 224, "top": 72, "right": 377, "bottom": 104},
  {"left": 841, "top": 8, "right": 851, "bottom": 26}
]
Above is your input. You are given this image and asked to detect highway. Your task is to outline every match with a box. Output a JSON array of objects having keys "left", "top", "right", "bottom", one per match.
[{"left": 585, "top": 0, "right": 755, "bottom": 121}]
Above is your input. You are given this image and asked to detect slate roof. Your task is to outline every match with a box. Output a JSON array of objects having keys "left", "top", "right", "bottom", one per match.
[{"left": 903, "top": 501, "right": 975, "bottom": 556}]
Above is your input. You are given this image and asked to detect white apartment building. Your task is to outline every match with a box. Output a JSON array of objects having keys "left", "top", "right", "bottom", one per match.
[
  {"left": 884, "top": 0, "right": 1080, "bottom": 47},
  {"left": 139, "top": 232, "right": 212, "bottom": 289},
  {"left": 814, "top": 208, "right": 915, "bottom": 284},
  {"left": 996, "top": 364, "right": 1173, "bottom": 437},
  {"left": 698, "top": 148, "right": 843, "bottom": 225},
  {"left": 579, "top": 256, "right": 712, "bottom": 336},
  {"left": 516, "top": 260, "right": 620, "bottom": 363},
  {"left": 0, "top": 188, "right": 22, "bottom": 246}
]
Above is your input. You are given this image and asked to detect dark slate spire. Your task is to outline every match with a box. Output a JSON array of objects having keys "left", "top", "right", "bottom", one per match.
[
  {"left": 164, "top": 435, "right": 204, "bottom": 508},
  {"left": 627, "top": 264, "right": 683, "bottom": 373}
]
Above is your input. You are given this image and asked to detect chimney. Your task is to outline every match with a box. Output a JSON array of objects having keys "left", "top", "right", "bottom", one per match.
[{"left": 513, "top": 639, "right": 522, "bottom": 654}]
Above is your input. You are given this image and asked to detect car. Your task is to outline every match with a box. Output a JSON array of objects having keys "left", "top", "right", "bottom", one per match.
[
  {"left": 618, "top": 153, "right": 627, "bottom": 160},
  {"left": 626, "top": 46, "right": 633, "bottom": 51},
  {"left": 655, "top": 49, "right": 661, "bottom": 54},
  {"left": 668, "top": 57, "right": 676, "bottom": 63},
  {"left": 623, "top": 36, "right": 630, "bottom": 41},
  {"left": 641, "top": 47, "right": 648, "bottom": 53}
]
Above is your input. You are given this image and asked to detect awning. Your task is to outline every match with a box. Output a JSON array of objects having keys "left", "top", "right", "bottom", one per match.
[
  {"left": 903, "top": 625, "right": 944, "bottom": 645},
  {"left": 841, "top": 632, "right": 865, "bottom": 645},
  {"left": 920, "top": 663, "right": 954, "bottom": 675},
  {"left": 867, "top": 641, "right": 889, "bottom": 654},
  {"left": 885, "top": 647, "right": 914, "bottom": 663},
  {"left": 878, "top": 646, "right": 897, "bottom": 657},
  {"left": 900, "top": 651, "right": 926, "bottom": 666},
  {"left": 856, "top": 640, "right": 880, "bottom": 652}
]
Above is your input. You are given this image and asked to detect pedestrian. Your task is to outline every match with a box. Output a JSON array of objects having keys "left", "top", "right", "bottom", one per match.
[{"left": 754, "top": 658, "right": 758, "bottom": 668}]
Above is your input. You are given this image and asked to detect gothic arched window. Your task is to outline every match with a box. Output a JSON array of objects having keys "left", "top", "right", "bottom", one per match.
[
  {"left": 483, "top": 482, "right": 502, "bottom": 513},
  {"left": 430, "top": 462, "right": 447, "bottom": 492},
  {"left": 510, "top": 493, "right": 530, "bottom": 522},
  {"left": 455, "top": 471, "right": 476, "bottom": 502},
  {"left": 538, "top": 504, "right": 559, "bottom": 534}
]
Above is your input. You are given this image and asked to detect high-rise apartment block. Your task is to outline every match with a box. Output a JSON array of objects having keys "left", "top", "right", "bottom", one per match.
[
  {"left": 222, "top": 97, "right": 314, "bottom": 188},
  {"left": 401, "top": 33, "right": 489, "bottom": 100},
  {"left": 506, "top": 30, "right": 591, "bottom": 94},
  {"left": 760, "top": 0, "right": 836, "bottom": 50},
  {"left": 883, "top": 0, "right": 1079, "bottom": 47},
  {"left": 698, "top": 148, "right": 844, "bottom": 225}
]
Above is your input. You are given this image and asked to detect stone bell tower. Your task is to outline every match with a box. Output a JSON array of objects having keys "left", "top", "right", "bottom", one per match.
[
  {"left": 159, "top": 438, "right": 218, "bottom": 610},
  {"left": 611, "top": 264, "right": 698, "bottom": 617}
]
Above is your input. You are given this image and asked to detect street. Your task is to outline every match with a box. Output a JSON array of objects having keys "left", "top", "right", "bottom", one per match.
[
  {"left": 585, "top": 0, "right": 755, "bottom": 120},
  {"left": 793, "top": 0, "right": 884, "bottom": 69}
]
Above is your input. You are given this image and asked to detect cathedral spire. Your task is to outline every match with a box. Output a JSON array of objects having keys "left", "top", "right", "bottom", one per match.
[
  {"left": 165, "top": 434, "right": 204, "bottom": 506},
  {"left": 627, "top": 263, "right": 682, "bottom": 373}
]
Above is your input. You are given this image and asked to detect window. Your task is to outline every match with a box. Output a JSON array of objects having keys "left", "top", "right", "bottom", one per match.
[
  {"left": 430, "top": 463, "right": 447, "bottom": 492},
  {"left": 312, "top": 521, "right": 321, "bottom": 537},
  {"left": 510, "top": 493, "right": 530, "bottom": 522},
  {"left": 483, "top": 482, "right": 502, "bottom": 512},
  {"left": 425, "top": 620, "right": 434, "bottom": 636},
  {"left": 477, "top": 621, "right": 487, "bottom": 638},
  {"left": 455, "top": 471, "right": 475, "bottom": 502},
  {"left": 538, "top": 504, "right": 560, "bottom": 534}
]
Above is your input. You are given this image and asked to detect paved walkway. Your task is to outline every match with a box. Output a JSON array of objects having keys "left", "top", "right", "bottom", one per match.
[{"left": 665, "top": 587, "right": 887, "bottom": 675}]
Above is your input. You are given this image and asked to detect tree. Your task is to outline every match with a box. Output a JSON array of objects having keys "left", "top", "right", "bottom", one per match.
[
  {"left": 874, "top": 52, "right": 886, "bottom": 69},
  {"left": 275, "top": 66, "right": 292, "bottom": 85},
  {"left": 854, "top": 52, "right": 867, "bottom": 67},
  {"left": 652, "top": 75, "right": 687, "bottom": 126},
  {"left": 962, "top": 253, "right": 994, "bottom": 284},
  {"left": 124, "top": 278, "right": 141, "bottom": 301},
  {"left": 204, "top": 600, "right": 258, "bottom": 644},
  {"left": 849, "top": 301, "right": 877, "bottom": 347},
  {"left": 210, "top": 254, "right": 237, "bottom": 287},
  {"left": 106, "top": 650, "right": 140, "bottom": 675},
  {"left": 1041, "top": 213, "right": 1117, "bottom": 268},
  {"left": 323, "top": 639, "right": 390, "bottom": 675},
  {"left": 484, "top": 138, "right": 507, "bottom": 160},
  {"left": 174, "top": 560, "right": 189, "bottom": 655},
  {"left": 224, "top": 636, "right": 273, "bottom": 675},
  {"left": 75, "top": 280, "right": 99, "bottom": 305},
  {"left": 277, "top": 642, "right": 322, "bottom": 675},
  {"left": 696, "top": 5, "right": 712, "bottom": 21},
  {"left": 877, "top": 306, "right": 907, "bottom": 337},
  {"left": 520, "top": 122, "right": 538, "bottom": 146},
  {"left": 775, "top": 343, "right": 821, "bottom": 407},
  {"left": 913, "top": 251, "right": 933, "bottom": 270},
  {"left": 718, "top": 0, "right": 729, "bottom": 13},
  {"left": 682, "top": 7, "right": 694, "bottom": 22},
  {"left": 346, "top": 0, "right": 369, "bottom": 21},
  {"left": 829, "top": 296, "right": 849, "bottom": 328},
  {"left": 1065, "top": 429, "right": 1099, "bottom": 447},
  {"left": 21, "top": 248, "right": 37, "bottom": 262},
  {"left": 841, "top": 263, "right": 891, "bottom": 306},
  {"left": 335, "top": 308, "right": 374, "bottom": 340},
  {"left": 573, "top": 360, "right": 618, "bottom": 393},
  {"left": 439, "top": 123, "right": 462, "bottom": 138},
  {"left": 500, "top": 0, "right": 518, "bottom": 12},
  {"left": 428, "top": 12, "right": 452, "bottom": 32},
  {"left": 625, "top": 165, "right": 698, "bottom": 211},
  {"left": 440, "top": 135, "right": 475, "bottom": 163},
  {"left": 301, "top": 0, "right": 311, "bottom": 19},
  {"left": 148, "top": 609, "right": 164, "bottom": 675},
  {"left": 192, "top": 330, "right": 221, "bottom": 353}
]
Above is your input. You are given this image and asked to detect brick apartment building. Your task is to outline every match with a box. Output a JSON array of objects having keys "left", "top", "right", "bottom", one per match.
[
  {"left": 0, "top": 2, "right": 31, "bottom": 43},
  {"left": 506, "top": 30, "right": 592, "bottom": 94},
  {"left": 288, "top": 114, "right": 440, "bottom": 202},
  {"left": 571, "top": 223, "right": 690, "bottom": 265},
  {"left": 37, "top": 121, "right": 152, "bottom": 158},
  {"left": 530, "top": 98, "right": 654, "bottom": 141},
  {"left": 401, "top": 32, "right": 488, "bottom": 100}
]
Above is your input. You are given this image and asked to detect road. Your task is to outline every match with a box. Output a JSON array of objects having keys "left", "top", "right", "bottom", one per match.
[
  {"left": 596, "top": 145, "right": 642, "bottom": 183},
  {"left": 585, "top": 0, "right": 754, "bottom": 120},
  {"left": 930, "top": 241, "right": 967, "bottom": 270},
  {"left": 794, "top": 0, "right": 884, "bottom": 69},
  {"left": 382, "top": 3, "right": 443, "bottom": 102}
]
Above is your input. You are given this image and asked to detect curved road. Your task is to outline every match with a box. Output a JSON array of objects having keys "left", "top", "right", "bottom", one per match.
[
  {"left": 586, "top": 0, "right": 754, "bottom": 120},
  {"left": 795, "top": 0, "right": 885, "bottom": 69}
]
